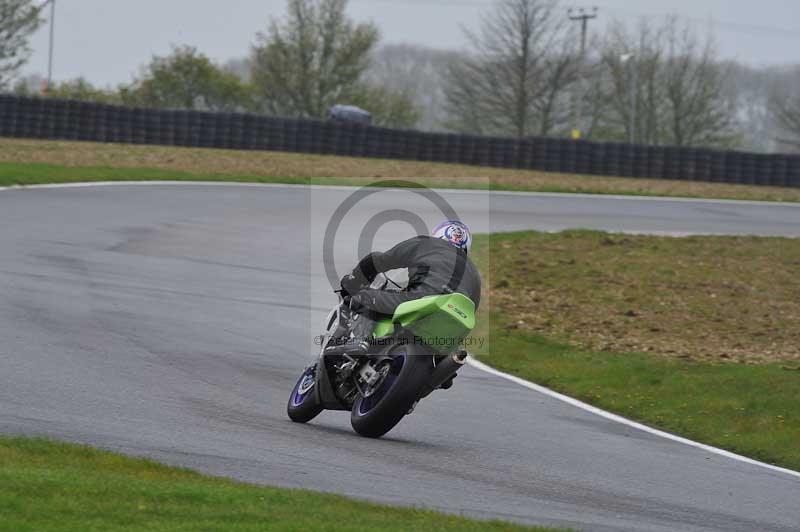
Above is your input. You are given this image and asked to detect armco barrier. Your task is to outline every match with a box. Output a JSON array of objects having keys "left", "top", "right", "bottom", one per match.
[{"left": 0, "top": 94, "right": 799, "bottom": 187}]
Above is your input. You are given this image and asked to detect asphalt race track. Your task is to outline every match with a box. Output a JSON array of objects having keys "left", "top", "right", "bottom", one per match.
[{"left": 1, "top": 183, "right": 799, "bottom": 532}]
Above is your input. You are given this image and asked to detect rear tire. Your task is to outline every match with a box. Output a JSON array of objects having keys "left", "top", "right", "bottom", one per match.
[
  {"left": 287, "top": 366, "right": 323, "bottom": 423},
  {"left": 350, "top": 345, "right": 432, "bottom": 438}
]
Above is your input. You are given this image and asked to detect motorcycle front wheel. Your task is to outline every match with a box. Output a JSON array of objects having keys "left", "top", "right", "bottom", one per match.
[
  {"left": 350, "top": 345, "right": 432, "bottom": 438},
  {"left": 287, "top": 365, "right": 324, "bottom": 423}
]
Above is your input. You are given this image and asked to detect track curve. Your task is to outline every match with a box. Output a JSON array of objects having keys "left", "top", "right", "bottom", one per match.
[{"left": 1, "top": 183, "right": 799, "bottom": 532}]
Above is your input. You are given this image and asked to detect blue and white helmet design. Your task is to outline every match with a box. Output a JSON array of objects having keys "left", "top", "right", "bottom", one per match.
[{"left": 432, "top": 220, "right": 472, "bottom": 253}]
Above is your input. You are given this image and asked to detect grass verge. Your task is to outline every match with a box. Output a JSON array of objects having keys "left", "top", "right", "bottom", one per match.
[
  {"left": 2, "top": 138, "right": 800, "bottom": 202},
  {"left": 470, "top": 232, "right": 800, "bottom": 472},
  {"left": 0, "top": 436, "right": 559, "bottom": 532}
]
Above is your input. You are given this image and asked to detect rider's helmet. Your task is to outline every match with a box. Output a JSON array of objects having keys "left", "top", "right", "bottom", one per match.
[{"left": 432, "top": 220, "right": 472, "bottom": 253}]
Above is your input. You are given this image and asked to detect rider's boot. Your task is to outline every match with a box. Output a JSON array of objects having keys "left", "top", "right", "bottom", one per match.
[
  {"left": 349, "top": 312, "right": 377, "bottom": 355},
  {"left": 440, "top": 373, "right": 456, "bottom": 390}
]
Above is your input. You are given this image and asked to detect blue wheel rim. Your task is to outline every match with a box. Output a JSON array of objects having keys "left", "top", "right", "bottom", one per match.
[
  {"left": 356, "top": 353, "right": 406, "bottom": 416},
  {"left": 291, "top": 369, "right": 315, "bottom": 407}
]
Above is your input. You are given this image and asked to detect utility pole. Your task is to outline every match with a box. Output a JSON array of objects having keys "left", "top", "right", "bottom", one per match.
[
  {"left": 567, "top": 6, "right": 598, "bottom": 139},
  {"left": 41, "top": 0, "right": 56, "bottom": 93},
  {"left": 568, "top": 7, "right": 598, "bottom": 58}
]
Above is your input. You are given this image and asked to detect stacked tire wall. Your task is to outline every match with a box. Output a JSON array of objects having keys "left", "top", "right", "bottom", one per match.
[{"left": 1, "top": 94, "right": 799, "bottom": 187}]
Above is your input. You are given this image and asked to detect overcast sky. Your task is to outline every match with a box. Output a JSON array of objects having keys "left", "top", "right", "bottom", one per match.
[{"left": 23, "top": 0, "right": 800, "bottom": 86}]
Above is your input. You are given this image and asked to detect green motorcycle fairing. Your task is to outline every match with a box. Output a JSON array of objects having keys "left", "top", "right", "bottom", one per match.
[{"left": 372, "top": 293, "right": 476, "bottom": 352}]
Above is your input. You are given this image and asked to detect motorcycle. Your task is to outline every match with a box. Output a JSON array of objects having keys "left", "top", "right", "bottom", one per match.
[{"left": 286, "top": 274, "right": 476, "bottom": 438}]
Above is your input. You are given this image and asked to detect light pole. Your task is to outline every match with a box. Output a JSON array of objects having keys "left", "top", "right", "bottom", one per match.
[
  {"left": 42, "top": 0, "right": 56, "bottom": 93},
  {"left": 620, "top": 53, "right": 636, "bottom": 145}
]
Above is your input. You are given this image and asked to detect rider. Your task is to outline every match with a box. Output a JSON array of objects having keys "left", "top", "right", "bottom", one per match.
[{"left": 339, "top": 220, "right": 482, "bottom": 351}]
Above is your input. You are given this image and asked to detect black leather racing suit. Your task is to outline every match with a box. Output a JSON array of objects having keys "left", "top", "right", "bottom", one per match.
[{"left": 344, "top": 236, "right": 482, "bottom": 325}]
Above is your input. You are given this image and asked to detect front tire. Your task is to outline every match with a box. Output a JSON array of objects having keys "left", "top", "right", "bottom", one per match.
[
  {"left": 287, "top": 365, "right": 323, "bottom": 423},
  {"left": 350, "top": 345, "right": 432, "bottom": 438}
]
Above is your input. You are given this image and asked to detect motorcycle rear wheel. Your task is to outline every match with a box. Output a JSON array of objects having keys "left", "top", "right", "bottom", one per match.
[{"left": 350, "top": 345, "right": 432, "bottom": 438}]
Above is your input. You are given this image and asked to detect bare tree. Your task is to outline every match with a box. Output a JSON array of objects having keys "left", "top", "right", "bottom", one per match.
[
  {"left": 596, "top": 17, "right": 738, "bottom": 148},
  {"left": 443, "top": 0, "right": 579, "bottom": 137},
  {"left": 598, "top": 20, "right": 667, "bottom": 144},
  {"left": 366, "top": 44, "right": 461, "bottom": 131},
  {"left": 769, "top": 66, "right": 800, "bottom": 152},
  {"left": 725, "top": 62, "right": 775, "bottom": 153},
  {"left": 662, "top": 19, "right": 738, "bottom": 147},
  {"left": 0, "top": 0, "right": 43, "bottom": 89}
]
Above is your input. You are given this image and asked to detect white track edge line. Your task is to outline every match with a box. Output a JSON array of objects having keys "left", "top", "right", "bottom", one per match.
[
  {"left": 1, "top": 180, "right": 799, "bottom": 208},
  {"left": 467, "top": 358, "right": 800, "bottom": 480}
]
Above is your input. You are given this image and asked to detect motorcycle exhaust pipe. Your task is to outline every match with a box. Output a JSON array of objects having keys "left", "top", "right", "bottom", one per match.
[{"left": 418, "top": 350, "right": 468, "bottom": 399}]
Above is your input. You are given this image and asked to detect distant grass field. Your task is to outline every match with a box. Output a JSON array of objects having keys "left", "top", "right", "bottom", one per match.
[
  {"left": 471, "top": 231, "right": 800, "bottom": 472},
  {"left": 2, "top": 138, "right": 800, "bottom": 202},
  {"left": 0, "top": 437, "right": 560, "bottom": 532}
]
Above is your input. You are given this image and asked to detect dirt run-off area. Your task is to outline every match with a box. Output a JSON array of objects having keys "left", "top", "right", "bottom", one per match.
[{"left": 481, "top": 231, "right": 800, "bottom": 364}]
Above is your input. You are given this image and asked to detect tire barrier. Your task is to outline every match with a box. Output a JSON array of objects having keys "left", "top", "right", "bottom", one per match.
[{"left": 0, "top": 94, "right": 799, "bottom": 187}]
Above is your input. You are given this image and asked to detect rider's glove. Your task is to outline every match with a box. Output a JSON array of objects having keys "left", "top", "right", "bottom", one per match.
[{"left": 340, "top": 273, "right": 367, "bottom": 298}]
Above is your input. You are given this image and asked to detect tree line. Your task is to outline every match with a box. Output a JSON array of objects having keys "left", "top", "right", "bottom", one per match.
[{"left": 2, "top": 0, "right": 800, "bottom": 152}]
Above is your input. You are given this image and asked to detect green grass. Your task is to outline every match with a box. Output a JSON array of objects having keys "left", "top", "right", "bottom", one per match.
[
  {"left": 0, "top": 161, "right": 727, "bottom": 197},
  {"left": 0, "top": 436, "right": 560, "bottom": 532},
  {"left": 0, "top": 162, "right": 500, "bottom": 191},
  {"left": 0, "top": 162, "right": 312, "bottom": 187},
  {"left": 470, "top": 232, "right": 800, "bottom": 472},
  {"left": 0, "top": 162, "right": 508, "bottom": 193},
  {"left": 0, "top": 161, "right": 652, "bottom": 196}
]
